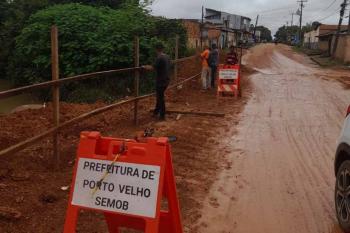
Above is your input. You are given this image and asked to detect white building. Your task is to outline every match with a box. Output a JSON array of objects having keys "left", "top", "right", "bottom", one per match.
[{"left": 205, "top": 8, "right": 252, "bottom": 47}]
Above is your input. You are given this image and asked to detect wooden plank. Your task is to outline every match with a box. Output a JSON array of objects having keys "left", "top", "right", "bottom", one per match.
[
  {"left": 0, "top": 55, "right": 197, "bottom": 100},
  {"left": 134, "top": 37, "right": 140, "bottom": 125},
  {"left": 168, "top": 72, "right": 201, "bottom": 89},
  {"left": 51, "top": 25, "right": 60, "bottom": 169},
  {"left": 172, "top": 55, "right": 198, "bottom": 64},
  {"left": 0, "top": 67, "right": 142, "bottom": 99},
  {"left": 0, "top": 94, "right": 153, "bottom": 158},
  {"left": 0, "top": 128, "right": 58, "bottom": 158}
]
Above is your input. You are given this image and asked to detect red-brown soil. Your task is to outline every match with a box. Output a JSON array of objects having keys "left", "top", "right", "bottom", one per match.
[{"left": 0, "top": 53, "right": 252, "bottom": 232}]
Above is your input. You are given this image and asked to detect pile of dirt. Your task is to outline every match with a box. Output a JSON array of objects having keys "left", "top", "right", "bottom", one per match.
[
  {"left": 243, "top": 45, "right": 275, "bottom": 69},
  {"left": 0, "top": 54, "right": 252, "bottom": 232}
]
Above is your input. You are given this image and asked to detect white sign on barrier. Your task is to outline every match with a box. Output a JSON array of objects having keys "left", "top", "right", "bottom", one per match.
[
  {"left": 219, "top": 69, "right": 238, "bottom": 80},
  {"left": 71, "top": 158, "right": 161, "bottom": 218}
]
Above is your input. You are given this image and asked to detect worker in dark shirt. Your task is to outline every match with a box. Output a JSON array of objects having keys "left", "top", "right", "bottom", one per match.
[
  {"left": 226, "top": 45, "right": 238, "bottom": 65},
  {"left": 209, "top": 44, "right": 219, "bottom": 88},
  {"left": 143, "top": 42, "right": 171, "bottom": 121}
]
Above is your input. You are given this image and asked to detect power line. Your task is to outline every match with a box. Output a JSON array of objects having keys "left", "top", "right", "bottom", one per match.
[
  {"left": 303, "top": 0, "right": 340, "bottom": 21},
  {"left": 248, "top": 0, "right": 338, "bottom": 17},
  {"left": 314, "top": 7, "right": 342, "bottom": 21},
  {"left": 297, "top": 0, "right": 307, "bottom": 42},
  {"left": 332, "top": 0, "right": 348, "bottom": 55},
  {"left": 247, "top": 4, "right": 296, "bottom": 15},
  {"left": 322, "top": 0, "right": 339, "bottom": 11}
]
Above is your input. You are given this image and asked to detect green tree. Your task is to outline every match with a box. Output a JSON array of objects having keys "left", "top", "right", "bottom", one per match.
[
  {"left": 151, "top": 17, "right": 188, "bottom": 58},
  {"left": 0, "top": 0, "right": 49, "bottom": 77},
  {"left": 302, "top": 23, "right": 313, "bottom": 34},
  {"left": 255, "top": 26, "right": 272, "bottom": 42},
  {"left": 7, "top": 3, "right": 188, "bottom": 102},
  {"left": 275, "top": 22, "right": 313, "bottom": 43},
  {"left": 8, "top": 4, "right": 143, "bottom": 83},
  {"left": 275, "top": 25, "right": 299, "bottom": 43},
  {"left": 0, "top": 0, "right": 145, "bottom": 78},
  {"left": 48, "top": 0, "right": 138, "bottom": 8}
]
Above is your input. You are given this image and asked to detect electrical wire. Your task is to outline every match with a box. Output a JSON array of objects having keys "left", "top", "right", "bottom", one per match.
[
  {"left": 321, "top": 0, "right": 339, "bottom": 11},
  {"left": 256, "top": 0, "right": 342, "bottom": 22},
  {"left": 302, "top": 0, "right": 340, "bottom": 21},
  {"left": 314, "top": 7, "right": 342, "bottom": 22},
  {"left": 246, "top": 4, "right": 296, "bottom": 15}
]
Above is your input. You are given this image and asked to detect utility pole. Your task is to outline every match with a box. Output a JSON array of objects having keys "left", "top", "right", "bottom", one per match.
[
  {"left": 348, "top": 7, "right": 350, "bottom": 34},
  {"left": 225, "top": 19, "right": 229, "bottom": 48},
  {"left": 297, "top": 0, "right": 307, "bottom": 44},
  {"left": 253, "top": 15, "right": 259, "bottom": 43},
  {"left": 286, "top": 22, "right": 290, "bottom": 43},
  {"left": 200, "top": 6, "right": 204, "bottom": 49},
  {"left": 291, "top": 12, "right": 294, "bottom": 26},
  {"left": 333, "top": 0, "right": 348, "bottom": 56},
  {"left": 253, "top": 14, "right": 259, "bottom": 39}
]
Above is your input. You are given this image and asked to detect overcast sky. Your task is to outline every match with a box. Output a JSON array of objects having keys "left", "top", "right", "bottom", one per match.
[{"left": 149, "top": 0, "right": 349, "bottom": 35}]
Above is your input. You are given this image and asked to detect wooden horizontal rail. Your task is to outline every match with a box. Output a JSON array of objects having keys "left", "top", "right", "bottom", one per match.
[
  {"left": 0, "top": 72, "right": 201, "bottom": 157},
  {"left": 172, "top": 55, "right": 198, "bottom": 64},
  {"left": 0, "top": 67, "right": 143, "bottom": 99},
  {"left": 0, "top": 55, "right": 199, "bottom": 100},
  {"left": 168, "top": 74, "right": 200, "bottom": 89}
]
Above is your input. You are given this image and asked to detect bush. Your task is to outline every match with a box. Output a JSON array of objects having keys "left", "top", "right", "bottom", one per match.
[
  {"left": 7, "top": 3, "right": 188, "bottom": 102},
  {"left": 0, "top": 0, "right": 140, "bottom": 77}
]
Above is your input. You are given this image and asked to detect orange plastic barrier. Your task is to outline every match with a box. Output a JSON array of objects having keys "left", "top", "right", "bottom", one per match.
[
  {"left": 63, "top": 131, "right": 183, "bottom": 233},
  {"left": 217, "top": 64, "right": 241, "bottom": 98}
]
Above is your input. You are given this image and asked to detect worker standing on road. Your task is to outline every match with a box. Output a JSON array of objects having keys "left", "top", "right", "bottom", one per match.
[
  {"left": 208, "top": 44, "right": 219, "bottom": 88},
  {"left": 142, "top": 42, "right": 171, "bottom": 121},
  {"left": 226, "top": 45, "right": 238, "bottom": 65},
  {"left": 200, "top": 45, "right": 211, "bottom": 90}
]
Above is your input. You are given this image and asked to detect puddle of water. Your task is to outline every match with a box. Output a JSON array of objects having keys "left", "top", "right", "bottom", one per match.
[
  {"left": 252, "top": 67, "right": 283, "bottom": 75},
  {"left": 0, "top": 79, "right": 39, "bottom": 114}
]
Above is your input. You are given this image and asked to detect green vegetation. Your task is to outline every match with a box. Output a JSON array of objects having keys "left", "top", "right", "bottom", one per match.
[
  {"left": 275, "top": 23, "right": 312, "bottom": 44},
  {"left": 292, "top": 45, "right": 303, "bottom": 53},
  {"left": 1, "top": 1, "right": 189, "bottom": 102},
  {"left": 275, "top": 25, "right": 299, "bottom": 43},
  {"left": 255, "top": 26, "right": 272, "bottom": 42},
  {"left": 0, "top": 1, "right": 142, "bottom": 77}
]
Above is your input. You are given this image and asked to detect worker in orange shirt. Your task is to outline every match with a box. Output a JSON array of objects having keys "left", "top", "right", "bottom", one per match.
[{"left": 200, "top": 45, "right": 211, "bottom": 90}]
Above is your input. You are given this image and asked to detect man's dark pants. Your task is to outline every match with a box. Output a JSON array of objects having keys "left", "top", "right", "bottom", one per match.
[
  {"left": 210, "top": 65, "right": 217, "bottom": 88},
  {"left": 154, "top": 84, "right": 168, "bottom": 118}
]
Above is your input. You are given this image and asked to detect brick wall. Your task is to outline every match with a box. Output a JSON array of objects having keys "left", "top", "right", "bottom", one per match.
[{"left": 182, "top": 20, "right": 201, "bottom": 48}]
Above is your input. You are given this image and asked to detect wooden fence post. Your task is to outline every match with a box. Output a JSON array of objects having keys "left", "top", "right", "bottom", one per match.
[
  {"left": 51, "top": 25, "right": 60, "bottom": 169},
  {"left": 174, "top": 35, "right": 179, "bottom": 82},
  {"left": 134, "top": 36, "right": 140, "bottom": 125}
]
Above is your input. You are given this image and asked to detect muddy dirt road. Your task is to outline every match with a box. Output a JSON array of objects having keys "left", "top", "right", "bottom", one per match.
[{"left": 198, "top": 44, "right": 350, "bottom": 233}]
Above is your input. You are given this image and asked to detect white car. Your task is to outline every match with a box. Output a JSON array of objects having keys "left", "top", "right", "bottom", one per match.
[{"left": 335, "top": 106, "right": 350, "bottom": 232}]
